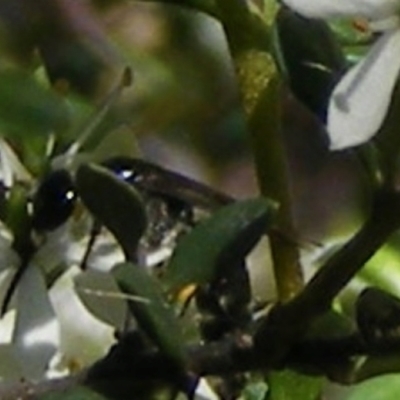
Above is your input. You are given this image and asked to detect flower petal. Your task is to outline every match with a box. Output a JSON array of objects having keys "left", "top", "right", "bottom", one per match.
[
  {"left": 0, "top": 138, "right": 32, "bottom": 187},
  {"left": 13, "top": 265, "right": 59, "bottom": 379},
  {"left": 0, "top": 225, "right": 19, "bottom": 273},
  {"left": 328, "top": 30, "right": 400, "bottom": 150},
  {"left": 282, "top": 0, "right": 399, "bottom": 19},
  {"left": 194, "top": 378, "right": 219, "bottom": 400}
]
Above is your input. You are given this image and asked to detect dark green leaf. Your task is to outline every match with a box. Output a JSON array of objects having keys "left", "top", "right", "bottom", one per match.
[
  {"left": 38, "top": 386, "right": 107, "bottom": 400},
  {"left": 113, "top": 262, "right": 186, "bottom": 365},
  {"left": 275, "top": 7, "right": 346, "bottom": 121},
  {"left": 75, "top": 163, "right": 147, "bottom": 261},
  {"left": 164, "top": 198, "right": 276, "bottom": 294}
]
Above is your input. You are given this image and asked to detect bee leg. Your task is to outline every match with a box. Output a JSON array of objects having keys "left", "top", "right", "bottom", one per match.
[{"left": 80, "top": 220, "right": 102, "bottom": 270}]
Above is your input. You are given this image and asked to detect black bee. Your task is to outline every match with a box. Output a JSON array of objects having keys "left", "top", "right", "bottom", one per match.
[
  {"left": 31, "top": 157, "right": 233, "bottom": 267},
  {"left": 32, "top": 157, "right": 233, "bottom": 230}
]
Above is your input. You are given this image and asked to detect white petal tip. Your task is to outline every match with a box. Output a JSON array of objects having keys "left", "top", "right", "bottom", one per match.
[
  {"left": 194, "top": 378, "right": 219, "bottom": 400},
  {"left": 327, "top": 125, "right": 374, "bottom": 151}
]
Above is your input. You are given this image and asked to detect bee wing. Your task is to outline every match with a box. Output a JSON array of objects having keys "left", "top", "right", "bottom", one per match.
[{"left": 103, "top": 157, "right": 233, "bottom": 211}]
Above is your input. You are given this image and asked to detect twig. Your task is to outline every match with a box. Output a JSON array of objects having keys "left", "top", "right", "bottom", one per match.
[{"left": 6, "top": 327, "right": 400, "bottom": 400}]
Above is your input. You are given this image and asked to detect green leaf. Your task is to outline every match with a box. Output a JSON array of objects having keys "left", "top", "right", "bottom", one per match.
[
  {"left": 113, "top": 262, "right": 186, "bottom": 366},
  {"left": 38, "top": 386, "right": 107, "bottom": 400},
  {"left": 275, "top": 7, "right": 346, "bottom": 120},
  {"left": 346, "top": 374, "right": 400, "bottom": 400},
  {"left": 74, "top": 270, "right": 129, "bottom": 330},
  {"left": 0, "top": 69, "right": 69, "bottom": 139},
  {"left": 164, "top": 197, "right": 276, "bottom": 294},
  {"left": 75, "top": 163, "right": 147, "bottom": 261},
  {"left": 267, "top": 370, "right": 323, "bottom": 400}
]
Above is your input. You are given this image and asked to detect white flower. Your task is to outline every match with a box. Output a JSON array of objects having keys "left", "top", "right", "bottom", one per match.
[
  {"left": 12, "top": 265, "right": 60, "bottom": 379},
  {"left": 283, "top": 0, "right": 400, "bottom": 150},
  {"left": 0, "top": 217, "right": 125, "bottom": 379}
]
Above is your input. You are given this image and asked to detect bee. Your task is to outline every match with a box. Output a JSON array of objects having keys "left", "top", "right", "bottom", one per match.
[{"left": 31, "top": 157, "right": 233, "bottom": 266}]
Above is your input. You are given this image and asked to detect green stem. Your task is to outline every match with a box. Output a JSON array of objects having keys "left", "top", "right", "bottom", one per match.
[
  {"left": 215, "top": 0, "right": 303, "bottom": 301},
  {"left": 249, "top": 76, "right": 303, "bottom": 301}
]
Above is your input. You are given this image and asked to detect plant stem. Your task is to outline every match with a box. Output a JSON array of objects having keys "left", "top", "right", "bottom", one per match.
[
  {"left": 7, "top": 328, "right": 400, "bottom": 400},
  {"left": 249, "top": 76, "right": 304, "bottom": 301},
  {"left": 215, "top": 0, "right": 304, "bottom": 301}
]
